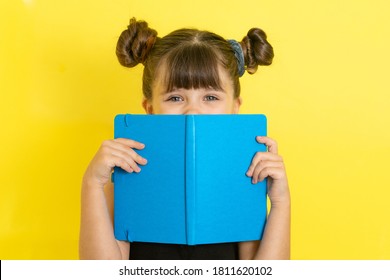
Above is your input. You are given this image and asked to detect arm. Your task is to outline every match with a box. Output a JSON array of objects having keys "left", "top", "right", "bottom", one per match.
[
  {"left": 79, "top": 138, "right": 147, "bottom": 259},
  {"left": 239, "top": 136, "right": 291, "bottom": 260},
  {"left": 79, "top": 179, "right": 129, "bottom": 259}
]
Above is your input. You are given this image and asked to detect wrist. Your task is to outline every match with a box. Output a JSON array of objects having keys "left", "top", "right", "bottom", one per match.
[
  {"left": 82, "top": 173, "right": 107, "bottom": 192},
  {"left": 269, "top": 195, "right": 291, "bottom": 210}
]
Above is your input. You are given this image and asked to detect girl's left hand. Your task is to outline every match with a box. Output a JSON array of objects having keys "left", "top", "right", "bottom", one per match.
[{"left": 246, "top": 136, "right": 290, "bottom": 206}]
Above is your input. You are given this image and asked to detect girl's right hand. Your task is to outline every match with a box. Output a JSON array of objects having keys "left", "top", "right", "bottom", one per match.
[{"left": 83, "top": 138, "right": 147, "bottom": 189}]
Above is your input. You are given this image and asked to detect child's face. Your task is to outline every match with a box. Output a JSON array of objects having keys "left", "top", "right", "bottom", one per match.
[{"left": 143, "top": 67, "right": 241, "bottom": 115}]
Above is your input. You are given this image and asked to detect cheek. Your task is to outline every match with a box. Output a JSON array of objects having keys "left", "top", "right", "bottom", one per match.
[
  {"left": 223, "top": 98, "right": 236, "bottom": 110},
  {"left": 155, "top": 103, "right": 182, "bottom": 114},
  {"left": 207, "top": 101, "right": 235, "bottom": 114},
  {"left": 220, "top": 99, "right": 240, "bottom": 114},
  {"left": 232, "top": 98, "right": 241, "bottom": 113}
]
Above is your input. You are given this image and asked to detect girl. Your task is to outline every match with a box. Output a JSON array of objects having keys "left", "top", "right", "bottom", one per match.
[{"left": 79, "top": 18, "right": 290, "bottom": 260}]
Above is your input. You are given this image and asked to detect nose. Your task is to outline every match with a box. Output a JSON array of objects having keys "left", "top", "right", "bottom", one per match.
[{"left": 184, "top": 104, "right": 201, "bottom": 115}]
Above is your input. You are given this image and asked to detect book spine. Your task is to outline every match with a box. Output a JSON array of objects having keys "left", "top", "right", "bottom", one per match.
[{"left": 185, "top": 115, "right": 196, "bottom": 245}]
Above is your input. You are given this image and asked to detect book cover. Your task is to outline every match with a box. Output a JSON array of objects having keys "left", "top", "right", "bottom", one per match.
[{"left": 113, "top": 114, "right": 267, "bottom": 245}]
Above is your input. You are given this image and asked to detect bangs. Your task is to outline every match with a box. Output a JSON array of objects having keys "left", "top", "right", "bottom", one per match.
[{"left": 160, "top": 44, "right": 224, "bottom": 93}]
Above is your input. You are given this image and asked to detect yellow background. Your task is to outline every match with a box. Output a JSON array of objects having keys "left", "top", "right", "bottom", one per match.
[{"left": 1, "top": 0, "right": 389, "bottom": 259}]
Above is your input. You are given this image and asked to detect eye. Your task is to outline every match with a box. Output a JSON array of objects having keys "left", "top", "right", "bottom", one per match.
[
  {"left": 166, "top": 96, "right": 183, "bottom": 102},
  {"left": 204, "top": 95, "right": 219, "bottom": 101}
]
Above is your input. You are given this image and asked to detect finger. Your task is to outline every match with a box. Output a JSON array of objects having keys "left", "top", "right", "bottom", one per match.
[
  {"left": 115, "top": 157, "right": 134, "bottom": 173},
  {"left": 256, "top": 136, "right": 278, "bottom": 154},
  {"left": 246, "top": 152, "right": 283, "bottom": 176},
  {"left": 256, "top": 167, "right": 286, "bottom": 184},
  {"left": 114, "top": 138, "right": 146, "bottom": 150},
  {"left": 113, "top": 143, "right": 148, "bottom": 166},
  {"left": 105, "top": 154, "right": 134, "bottom": 173},
  {"left": 251, "top": 161, "right": 284, "bottom": 184},
  {"left": 105, "top": 140, "right": 147, "bottom": 165},
  {"left": 110, "top": 150, "right": 142, "bottom": 173}
]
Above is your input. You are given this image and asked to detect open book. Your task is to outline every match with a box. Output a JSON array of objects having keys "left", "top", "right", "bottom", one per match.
[{"left": 113, "top": 114, "right": 267, "bottom": 245}]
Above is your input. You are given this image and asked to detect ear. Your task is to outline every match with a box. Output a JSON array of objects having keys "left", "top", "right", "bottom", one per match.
[
  {"left": 233, "top": 97, "right": 242, "bottom": 114},
  {"left": 142, "top": 98, "right": 154, "bottom": 114}
]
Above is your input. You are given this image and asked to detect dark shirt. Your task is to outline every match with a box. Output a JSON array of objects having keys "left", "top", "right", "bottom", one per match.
[{"left": 129, "top": 242, "right": 239, "bottom": 260}]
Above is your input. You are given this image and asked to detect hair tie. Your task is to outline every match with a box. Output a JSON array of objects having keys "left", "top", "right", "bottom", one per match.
[{"left": 227, "top": 39, "right": 245, "bottom": 77}]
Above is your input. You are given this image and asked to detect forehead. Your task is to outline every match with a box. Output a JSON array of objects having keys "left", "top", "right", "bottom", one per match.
[
  {"left": 152, "top": 63, "right": 234, "bottom": 95},
  {"left": 152, "top": 41, "right": 232, "bottom": 90}
]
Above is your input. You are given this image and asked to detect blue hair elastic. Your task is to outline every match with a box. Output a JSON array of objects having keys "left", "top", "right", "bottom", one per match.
[{"left": 227, "top": 39, "right": 245, "bottom": 77}]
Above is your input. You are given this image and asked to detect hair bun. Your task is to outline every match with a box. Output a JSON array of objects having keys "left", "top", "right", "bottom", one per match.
[
  {"left": 116, "top": 18, "right": 158, "bottom": 68},
  {"left": 241, "top": 28, "right": 274, "bottom": 74}
]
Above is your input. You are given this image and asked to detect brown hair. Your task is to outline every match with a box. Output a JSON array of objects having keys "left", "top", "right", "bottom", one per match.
[{"left": 116, "top": 18, "right": 274, "bottom": 100}]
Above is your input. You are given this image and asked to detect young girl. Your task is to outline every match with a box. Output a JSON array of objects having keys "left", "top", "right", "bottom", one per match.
[{"left": 79, "top": 18, "right": 290, "bottom": 260}]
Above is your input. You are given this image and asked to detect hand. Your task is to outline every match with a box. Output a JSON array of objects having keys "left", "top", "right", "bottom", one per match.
[
  {"left": 83, "top": 138, "right": 147, "bottom": 189},
  {"left": 246, "top": 136, "right": 290, "bottom": 206}
]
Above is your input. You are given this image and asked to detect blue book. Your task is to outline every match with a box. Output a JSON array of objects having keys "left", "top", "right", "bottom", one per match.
[{"left": 113, "top": 114, "right": 267, "bottom": 245}]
